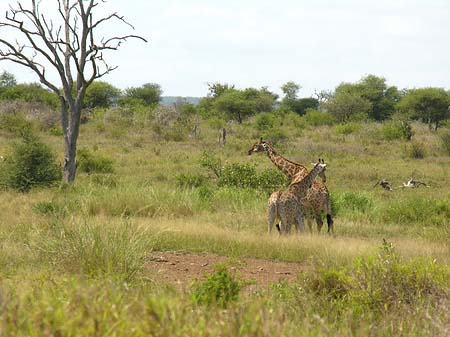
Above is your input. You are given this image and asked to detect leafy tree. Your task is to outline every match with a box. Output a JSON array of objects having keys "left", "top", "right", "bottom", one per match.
[
  {"left": 397, "top": 88, "right": 450, "bottom": 130},
  {"left": 84, "top": 81, "right": 121, "bottom": 109},
  {"left": 281, "top": 81, "right": 301, "bottom": 101},
  {"left": 324, "top": 90, "right": 372, "bottom": 122},
  {"left": 213, "top": 87, "right": 276, "bottom": 123},
  {"left": 207, "top": 82, "right": 235, "bottom": 98},
  {"left": 0, "top": 70, "right": 16, "bottom": 88},
  {"left": 288, "top": 97, "right": 319, "bottom": 116},
  {"left": 324, "top": 75, "right": 399, "bottom": 121},
  {"left": 0, "top": 83, "right": 58, "bottom": 107},
  {"left": 357, "top": 75, "right": 400, "bottom": 121},
  {"left": 123, "top": 83, "right": 162, "bottom": 106},
  {"left": 0, "top": 1, "right": 146, "bottom": 183}
]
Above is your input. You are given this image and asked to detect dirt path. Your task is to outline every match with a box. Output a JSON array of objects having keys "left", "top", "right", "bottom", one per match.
[{"left": 146, "top": 251, "right": 310, "bottom": 289}]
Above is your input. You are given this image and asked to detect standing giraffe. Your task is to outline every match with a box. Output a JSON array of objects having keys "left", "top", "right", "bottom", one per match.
[
  {"left": 248, "top": 138, "right": 333, "bottom": 233},
  {"left": 269, "top": 159, "right": 327, "bottom": 234}
]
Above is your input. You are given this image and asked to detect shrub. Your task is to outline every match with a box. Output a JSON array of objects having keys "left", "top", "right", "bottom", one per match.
[
  {"left": 256, "top": 168, "right": 288, "bottom": 191},
  {"left": 261, "top": 127, "right": 288, "bottom": 145},
  {"left": 438, "top": 129, "right": 450, "bottom": 155},
  {"left": 381, "top": 120, "right": 413, "bottom": 141},
  {"left": 302, "top": 109, "right": 334, "bottom": 127},
  {"left": 0, "top": 133, "right": 61, "bottom": 192},
  {"left": 218, "top": 163, "right": 257, "bottom": 188},
  {"left": 190, "top": 264, "right": 242, "bottom": 308},
  {"left": 334, "top": 191, "right": 373, "bottom": 214},
  {"left": 200, "top": 151, "right": 223, "bottom": 178},
  {"left": 335, "top": 122, "right": 361, "bottom": 135},
  {"left": 255, "top": 112, "right": 275, "bottom": 131},
  {"left": 404, "top": 141, "right": 426, "bottom": 159},
  {"left": 77, "top": 147, "right": 114, "bottom": 174},
  {"left": 0, "top": 113, "right": 33, "bottom": 137}
]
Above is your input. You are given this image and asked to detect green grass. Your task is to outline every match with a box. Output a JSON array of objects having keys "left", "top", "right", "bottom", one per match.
[{"left": 1, "top": 112, "right": 450, "bottom": 336}]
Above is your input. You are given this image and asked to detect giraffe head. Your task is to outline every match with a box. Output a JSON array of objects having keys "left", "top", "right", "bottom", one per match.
[
  {"left": 247, "top": 137, "right": 270, "bottom": 155},
  {"left": 311, "top": 158, "right": 327, "bottom": 183},
  {"left": 312, "top": 158, "right": 327, "bottom": 183}
]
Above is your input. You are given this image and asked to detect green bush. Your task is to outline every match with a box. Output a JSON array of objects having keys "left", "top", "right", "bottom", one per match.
[
  {"left": 190, "top": 264, "right": 242, "bottom": 308},
  {"left": 200, "top": 151, "right": 223, "bottom": 178},
  {"left": 305, "top": 241, "right": 450, "bottom": 314},
  {"left": 335, "top": 122, "right": 361, "bottom": 135},
  {"left": 380, "top": 197, "right": 450, "bottom": 226},
  {"left": 0, "top": 113, "right": 33, "bottom": 137},
  {"left": 256, "top": 168, "right": 288, "bottom": 191},
  {"left": 334, "top": 191, "right": 373, "bottom": 214},
  {"left": 381, "top": 120, "right": 413, "bottom": 141},
  {"left": 261, "top": 127, "right": 288, "bottom": 145},
  {"left": 218, "top": 163, "right": 257, "bottom": 189},
  {"left": 0, "top": 133, "right": 61, "bottom": 192},
  {"left": 77, "top": 147, "right": 114, "bottom": 174},
  {"left": 255, "top": 112, "right": 275, "bottom": 131},
  {"left": 302, "top": 109, "right": 334, "bottom": 127},
  {"left": 404, "top": 141, "right": 426, "bottom": 159},
  {"left": 438, "top": 129, "right": 450, "bottom": 155}
]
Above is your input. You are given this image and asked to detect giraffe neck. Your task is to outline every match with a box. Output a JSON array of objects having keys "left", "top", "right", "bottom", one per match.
[
  {"left": 265, "top": 146, "right": 308, "bottom": 180},
  {"left": 289, "top": 164, "right": 322, "bottom": 198}
]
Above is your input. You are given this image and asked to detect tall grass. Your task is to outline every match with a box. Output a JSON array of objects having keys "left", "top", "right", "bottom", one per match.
[{"left": 34, "top": 221, "right": 153, "bottom": 282}]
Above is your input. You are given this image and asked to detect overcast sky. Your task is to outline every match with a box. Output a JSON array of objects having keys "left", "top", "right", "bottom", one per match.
[{"left": 0, "top": 0, "right": 449, "bottom": 97}]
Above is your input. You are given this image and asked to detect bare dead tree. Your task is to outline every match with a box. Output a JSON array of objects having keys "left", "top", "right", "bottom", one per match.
[{"left": 0, "top": 0, "right": 146, "bottom": 183}]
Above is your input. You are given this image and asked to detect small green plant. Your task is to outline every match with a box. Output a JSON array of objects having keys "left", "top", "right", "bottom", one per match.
[
  {"left": 200, "top": 151, "right": 223, "bottom": 178},
  {"left": 404, "top": 141, "right": 426, "bottom": 159},
  {"left": 334, "top": 191, "right": 373, "bottom": 214},
  {"left": 335, "top": 122, "right": 361, "bottom": 135},
  {"left": 77, "top": 147, "right": 114, "bottom": 173},
  {"left": 381, "top": 120, "right": 413, "bottom": 141},
  {"left": 176, "top": 173, "right": 208, "bottom": 188},
  {"left": 190, "top": 263, "right": 242, "bottom": 308},
  {"left": 33, "top": 201, "right": 66, "bottom": 218},
  {"left": 0, "top": 133, "right": 61, "bottom": 192}
]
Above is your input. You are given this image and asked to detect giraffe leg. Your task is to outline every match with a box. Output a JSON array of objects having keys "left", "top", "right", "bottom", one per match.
[
  {"left": 306, "top": 215, "right": 312, "bottom": 234},
  {"left": 315, "top": 212, "right": 324, "bottom": 234},
  {"left": 280, "top": 212, "right": 290, "bottom": 235},
  {"left": 296, "top": 212, "right": 305, "bottom": 234},
  {"left": 267, "top": 202, "right": 277, "bottom": 233}
]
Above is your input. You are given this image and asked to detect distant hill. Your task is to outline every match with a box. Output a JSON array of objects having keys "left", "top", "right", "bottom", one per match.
[{"left": 160, "top": 96, "right": 202, "bottom": 106}]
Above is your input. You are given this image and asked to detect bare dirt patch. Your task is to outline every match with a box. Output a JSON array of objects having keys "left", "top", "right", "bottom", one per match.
[{"left": 146, "top": 251, "right": 310, "bottom": 290}]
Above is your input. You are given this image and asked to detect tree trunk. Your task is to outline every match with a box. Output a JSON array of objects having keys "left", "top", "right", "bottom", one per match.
[{"left": 61, "top": 103, "right": 81, "bottom": 183}]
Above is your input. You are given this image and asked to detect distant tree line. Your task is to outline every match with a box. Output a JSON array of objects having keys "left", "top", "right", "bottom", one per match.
[
  {"left": 0, "top": 71, "right": 162, "bottom": 110},
  {"left": 1, "top": 70, "right": 449, "bottom": 130}
]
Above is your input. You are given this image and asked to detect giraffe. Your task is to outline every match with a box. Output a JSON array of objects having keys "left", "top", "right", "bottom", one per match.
[
  {"left": 268, "top": 159, "right": 327, "bottom": 234},
  {"left": 248, "top": 138, "right": 333, "bottom": 234}
]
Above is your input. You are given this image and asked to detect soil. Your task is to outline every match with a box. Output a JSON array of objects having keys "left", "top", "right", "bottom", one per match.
[{"left": 146, "top": 251, "right": 310, "bottom": 290}]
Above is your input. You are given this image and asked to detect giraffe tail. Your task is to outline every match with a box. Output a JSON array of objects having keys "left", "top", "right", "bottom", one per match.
[{"left": 326, "top": 197, "right": 334, "bottom": 235}]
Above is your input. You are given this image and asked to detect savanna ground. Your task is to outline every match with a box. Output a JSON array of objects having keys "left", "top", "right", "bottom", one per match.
[{"left": 0, "top": 109, "right": 449, "bottom": 336}]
